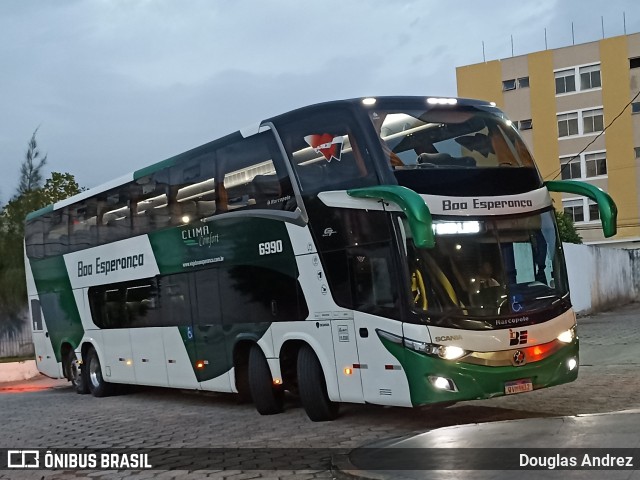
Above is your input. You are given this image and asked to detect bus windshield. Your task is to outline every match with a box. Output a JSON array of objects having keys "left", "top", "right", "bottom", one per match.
[
  {"left": 402, "top": 210, "right": 569, "bottom": 321},
  {"left": 371, "top": 107, "right": 534, "bottom": 169}
]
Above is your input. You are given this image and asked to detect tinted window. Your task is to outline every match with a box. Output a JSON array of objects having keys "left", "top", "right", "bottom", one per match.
[
  {"left": 25, "top": 217, "right": 45, "bottom": 259},
  {"left": 193, "top": 269, "right": 222, "bottom": 325},
  {"left": 97, "top": 187, "right": 131, "bottom": 244},
  {"left": 217, "top": 131, "right": 296, "bottom": 212},
  {"left": 159, "top": 274, "right": 192, "bottom": 326},
  {"left": 68, "top": 199, "right": 98, "bottom": 253},
  {"left": 321, "top": 243, "right": 400, "bottom": 319},
  {"left": 43, "top": 208, "right": 69, "bottom": 257},
  {"left": 276, "top": 109, "right": 377, "bottom": 194},
  {"left": 89, "top": 276, "right": 191, "bottom": 328},
  {"left": 219, "top": 264, "right": 307, "bottom": 323}
]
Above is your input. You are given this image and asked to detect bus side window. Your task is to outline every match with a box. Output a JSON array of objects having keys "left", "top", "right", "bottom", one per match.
[
  {"left": 347, "top": 245, "right": 399, "bottom": 318},
  {"left": 160, "top": 274, "right": 192, "bottom": 326},
  {"left": 167, "top": 150, "right": 216, "bottom": 225},
  {"left": 43, "top": 209, "right": 69, "bottom": 257},
  {"left": 98, "top": 187, "right": 131, "bottom": 244},
  {"left": 126, "top": 281, "right": 160, "bottom": 328},
  {"left": 69, "top": 199, "right": 97, "bottom": 252},
  {"left": 216, "top": 131, "right": 295, "bottom": 212},
  {"left": 219, "top": 265, "right": 306, "bottom": 323},
  {"left": 25, "top": 217, "right": 45, "bottom": 259},
  {"left": 193, "top": 269, "right": 222, "bottom": 325},
  {"left": 275, "top": 109, "right": 376, "bottom": 194}
]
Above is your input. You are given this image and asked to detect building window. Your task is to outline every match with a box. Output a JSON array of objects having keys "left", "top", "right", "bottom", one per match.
[
  {"left": 632, "top": 102, "right": 640, "bottom": 114},
  {"left": 558, "top": 112, "right": 579, "bottom": 137},
  {"left": 585, "top": 152, "right": 607, "bottom": 177},
  {"left": 517, "top": 77, "right": 530, "bottom": 88},
  {"left": 582, "top": 108, "right": 604, "bottom": 134},
  {"left": 560, "top": 157, "right": 581, "bottom": 180},
  {"left": 555, "top": 69, "right": 576, "bottom": 94},
  {"left": 579, "top": 65, "right": 601, "bottom": 90},
  {"left": 519, "top": 119, "right": 533, "bottom": 130},
  {"left": 588, "top": 202, "right": 600, "bottom": 221},
  {"left": 563, "top": 200, "right": 584, "bottom": 223},
  {"left": 559, "top": 151, "right": 607, "bottom": 180},
  {"left": 564, "top": 198, "right": 602, "bottom": 224},
  {"left": 630, "top": 57, "right": 640, "bottom": 69},
  {"left": 635, "top": 147, "right": 640, "bottom": 158},
  {"left": 502, "top": 79, "right": 516, "bottom": 91}
]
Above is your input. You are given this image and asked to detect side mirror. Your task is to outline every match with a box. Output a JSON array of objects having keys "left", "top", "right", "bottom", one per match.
[
  {"left": 347, "top": 185, "right": 435, "bottom": 248},
  {"left": 545, "top": 180, "right": 617, "bottom": 238}
]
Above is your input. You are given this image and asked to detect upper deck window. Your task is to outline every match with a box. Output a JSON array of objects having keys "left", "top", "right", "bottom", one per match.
[{"left": 275, "top": 109, "right": 378, "bottom": 194}]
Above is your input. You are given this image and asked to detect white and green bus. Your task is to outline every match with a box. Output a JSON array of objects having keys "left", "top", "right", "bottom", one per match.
[{"left": 25, "top": 96, "right": 617, "bottom": 421}]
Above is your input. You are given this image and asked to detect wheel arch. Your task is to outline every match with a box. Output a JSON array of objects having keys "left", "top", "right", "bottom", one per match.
[{"left": 277, "top": 334, "right": 339, "bottom": 401}]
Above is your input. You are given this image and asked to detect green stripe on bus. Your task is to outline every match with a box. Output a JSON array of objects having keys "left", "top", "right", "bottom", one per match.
[
  {"left": 25, "top": 204, "right": 54, "bottom": 221},
  {"left": 29, "top": 256, "right": 84, "bottom": 361}
]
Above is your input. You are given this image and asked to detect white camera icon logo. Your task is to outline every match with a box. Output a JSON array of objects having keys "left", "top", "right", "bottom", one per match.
[{"left": 7, "top": 450, "right": 40, "bottom": 468}]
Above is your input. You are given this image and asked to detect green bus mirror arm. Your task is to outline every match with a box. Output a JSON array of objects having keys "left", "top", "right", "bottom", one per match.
[
  {"left": 545, "top": 180, "right": 617, "bottom": 238},
  {"left": 347, "top": 185, "right": 435, "bottom": 248}
]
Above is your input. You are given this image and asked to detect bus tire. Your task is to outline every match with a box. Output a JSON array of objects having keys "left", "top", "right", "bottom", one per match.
[
  {"left": 85, "top": 347, "right": 114, "bottom": 398},
  {"left": 248, "top": 344, "right": 284, "bottom": 415},
  {"left": 65, "top": 349, "right": 88, "bottom": 394},
  {"left": 297, "top": 345, "right": 339, "bottom": 421}
]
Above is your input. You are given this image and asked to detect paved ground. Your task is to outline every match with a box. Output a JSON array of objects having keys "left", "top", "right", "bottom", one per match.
[{"left": 1, "top": 302, "right": 639, "bottom": 479}]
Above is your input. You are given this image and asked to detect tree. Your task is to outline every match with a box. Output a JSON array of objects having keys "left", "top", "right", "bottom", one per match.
[
  {"left": 0, "top": 172, "right": 83, "bottom": 338},
  {"left": 555, "top": 210, "right": 582, "bottom": 244},
  {"left": 18, "top": 127, "right": 48, "bottom": 195}
]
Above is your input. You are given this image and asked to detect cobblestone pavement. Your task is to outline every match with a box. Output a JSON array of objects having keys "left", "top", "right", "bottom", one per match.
[{"left": 1, "top": 303, "right": 639, "bottom": 479}]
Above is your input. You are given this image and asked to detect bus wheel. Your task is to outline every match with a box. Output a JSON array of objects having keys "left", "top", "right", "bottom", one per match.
[
  {"left": 248, "top": 344, "right": 284, "bottom": 415},
  {"left": 65, "top": 350, "right": 88, "bottom": 394},
  {"left": 85, "top": 347, "right": 114, "bottom": 397},
  {"left": 297, "top": 345, "right": 339, "bottom": 421}
]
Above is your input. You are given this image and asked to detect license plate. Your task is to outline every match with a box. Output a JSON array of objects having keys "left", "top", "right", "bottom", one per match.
[{"left": 505, "top": 379, "right": 533, "bottom": 395}]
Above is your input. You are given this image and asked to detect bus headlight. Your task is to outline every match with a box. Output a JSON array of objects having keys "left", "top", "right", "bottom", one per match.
[
  {"left": 557, "top": 326, "right": 576, "bottom": 343},
  {"left": 437, "top": 345, "right": 466, "bottom": 360},
  {"left": 377, "top": 329, "right": 468, "bottom": 361}
]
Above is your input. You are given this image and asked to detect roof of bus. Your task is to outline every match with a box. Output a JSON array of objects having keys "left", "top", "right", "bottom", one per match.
[{"left": 25, "top": 95, "right": 494, "bottom": 221}]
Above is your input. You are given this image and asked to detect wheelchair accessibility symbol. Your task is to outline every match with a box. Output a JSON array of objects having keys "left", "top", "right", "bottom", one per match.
[{"left": 511, "top": 295, "right": 523, "bottom": 313}]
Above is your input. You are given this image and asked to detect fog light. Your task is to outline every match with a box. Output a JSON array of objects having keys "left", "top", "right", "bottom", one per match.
[
  {"left": 568, "top": 358, "right": 577, "bottom": 371},
  {"left": 428, "top": 375, "right": 458, "bottom": 392}
]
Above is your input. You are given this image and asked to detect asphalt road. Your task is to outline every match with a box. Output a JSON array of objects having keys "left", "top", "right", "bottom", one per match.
[{"left": 1, "top": 302, "right": 639, "bottom": 479}]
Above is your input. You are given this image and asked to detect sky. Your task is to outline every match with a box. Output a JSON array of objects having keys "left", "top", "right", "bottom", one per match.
[{"left": 1, "top": 0, "right": 639, "bottom": 203}]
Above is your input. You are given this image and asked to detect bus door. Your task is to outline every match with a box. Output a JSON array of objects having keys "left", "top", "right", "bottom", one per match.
[
  {"left": 160, "top": 273, "right": 199, "bottom": 389},
  {"left": 128, "top": 281, "right": 168, "bottom": 387},
  {"left": 29, "top": 298, "right": 61, "bottom": 378},
  {"left": 190, "top": 269, "right": 232, "bottom": 392},
  {"left": 344, "top": 215, "right": 411, "bottom": 406}
]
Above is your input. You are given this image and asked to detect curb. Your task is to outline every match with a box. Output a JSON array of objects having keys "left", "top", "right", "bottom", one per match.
[
  {"left": 331, "top": 453, "right": 390, "bottom": 480},
  {"left": 0, "top": 360, "right": 39, "bottom": 383}
]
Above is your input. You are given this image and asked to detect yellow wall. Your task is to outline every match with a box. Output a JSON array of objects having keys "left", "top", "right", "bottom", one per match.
[
  {"left": 527, "top": 51, "right": 559, "bottom": 184},
  {"left": 456, "top": 61, "right": 504, "bottom": 108},
  {"left": 601, "top": 36, "right": 639, "bottom": 239}
]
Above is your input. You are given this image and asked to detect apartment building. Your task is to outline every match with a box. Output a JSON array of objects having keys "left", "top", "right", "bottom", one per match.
[{"left": 456, "top": 33, "right": 640, "bottom": 247}]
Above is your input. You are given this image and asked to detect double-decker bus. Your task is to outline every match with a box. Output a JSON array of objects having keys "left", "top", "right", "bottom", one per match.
[{"left": 25, "top": 96, "right": 616, "bottom": 421}]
